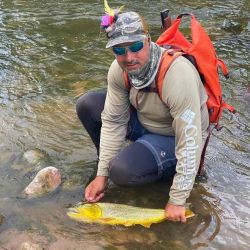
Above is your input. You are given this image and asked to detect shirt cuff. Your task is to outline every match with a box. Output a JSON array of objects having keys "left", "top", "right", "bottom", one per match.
[
  {"left": 96, "top": 163, "right": 109, "bottom": 177},
  {"left": 168, "top": 197, "right": 186, "bottom": 206}
]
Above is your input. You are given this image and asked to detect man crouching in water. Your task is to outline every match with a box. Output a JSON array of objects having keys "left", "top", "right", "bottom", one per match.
[{"left": 76, "top": 11, "right": 209, "bottom": 223}]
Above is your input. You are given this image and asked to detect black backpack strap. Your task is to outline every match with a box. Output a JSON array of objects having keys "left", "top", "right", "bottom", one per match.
[{"left": 198, "top": 125, "right": 215, "bottom": 176}]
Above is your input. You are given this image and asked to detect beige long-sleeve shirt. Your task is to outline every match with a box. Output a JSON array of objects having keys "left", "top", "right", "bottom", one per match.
[{"left": 97, "top": 55, "right": 209, "bottom": 205}]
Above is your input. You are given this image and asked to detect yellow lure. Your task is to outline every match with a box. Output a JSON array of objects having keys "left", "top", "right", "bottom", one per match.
[
  {"left": 104, "top": 0, "right": 124, "bottom": 17},
  {"left": 67, "top": 202, "right": 195, "bottom": 228}
]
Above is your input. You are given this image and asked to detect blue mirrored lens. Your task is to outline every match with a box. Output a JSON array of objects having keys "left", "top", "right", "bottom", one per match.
[
  {"left": 112, "top": 41, "right": 144, "bottom": 55},
  {"left": 112, "top": 47, "right": 126, "bottom": 55},
  {"left": 129, "top": 41, "right": 144, "bottom": 52}
]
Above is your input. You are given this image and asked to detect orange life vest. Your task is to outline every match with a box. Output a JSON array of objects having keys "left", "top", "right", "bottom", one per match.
[
  {"left": 123, "top": 13, "right": 235, "bottom": 175},
  {"left": 124, "top": 13, "right": 235, "bottom": 129}
]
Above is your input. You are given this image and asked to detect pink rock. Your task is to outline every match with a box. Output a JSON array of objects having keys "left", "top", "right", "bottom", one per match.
[{"left": 24, "top": 167, "right": 61, "bottom": 197}]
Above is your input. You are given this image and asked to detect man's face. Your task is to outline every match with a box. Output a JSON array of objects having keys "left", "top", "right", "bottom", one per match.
[{"left": 112, "top": 38, "right": 150, "bottom": 73}]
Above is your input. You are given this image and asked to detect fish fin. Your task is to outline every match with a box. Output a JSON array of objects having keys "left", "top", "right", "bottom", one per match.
[
  {"left": 122, "top": 221, "right": 134, "bottom": 227},
  {"left": 67, "top": 211, "right": 84, "bottom": 220},
  {"left": 98, "top": 217, "right": 123, "bottom": 226},
  {"left": 99, "top": 217, "right": 113, "bottom": 222},
  {"left": 140, "top": 216, "right": 166, "bottom": 228},
  {"left": 185, "top": 209, "right": 195, "bottom": 218},
  {"left": 140, "top": 222, "right": 152, "bottom": 228}
]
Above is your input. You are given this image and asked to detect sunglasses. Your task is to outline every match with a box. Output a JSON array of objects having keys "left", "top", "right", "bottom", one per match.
[{"left": 112, "top": 41, "right": 144, "bottom": 56}]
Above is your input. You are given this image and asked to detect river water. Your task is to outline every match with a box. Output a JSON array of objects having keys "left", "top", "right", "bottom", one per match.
[{"left": 0, "top": 0, "right": 249, "bottom": 249}]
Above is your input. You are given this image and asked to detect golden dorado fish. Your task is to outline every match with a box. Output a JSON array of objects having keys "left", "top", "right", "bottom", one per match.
[{"left": 67, "top": 202, "right": 195, "bottom": 228}]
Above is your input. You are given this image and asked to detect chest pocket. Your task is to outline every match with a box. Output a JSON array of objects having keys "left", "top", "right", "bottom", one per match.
[{"left": 129, "top": 86, "right": 172, "bottom": 123}]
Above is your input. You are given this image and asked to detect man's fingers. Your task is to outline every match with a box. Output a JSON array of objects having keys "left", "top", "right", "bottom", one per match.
[
  {"left": 84, "top": 186, "right": 90, "bottom": 199},
  {"left": 167, "top": 214, "right": 186, "bottom": 223},
  {"left": 171, "top": 216, "right": 186, "bottom": 223},
  {"left": 84, "top": 190, "right": 90, "bottom": 201},
  {"left": 165, "top": 203, "right": 186, "bottom": 223},
  {"left": 83, "top": 177, "right": 107, "bottom": 202},
  {"left": 85, "top": 186, "right": 104, "bottom": 202},
  {"left": 169, "top": 217, "right": 180, "bottom": 222},
  {"left": 180, "top": 215, "right": 187, "bottom": 223},
  {"left": 85, "top": 185, "right": 96, "bottom": 202},
  {"left": 166, "top": 215, "right": 176, "bottom": 221},
  {"left": 90, "top": 193, "right": 104, "bottom": 203}
]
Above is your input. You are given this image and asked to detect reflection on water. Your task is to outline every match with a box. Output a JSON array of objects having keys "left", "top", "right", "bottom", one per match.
[{"left": 0, "top": 0, "right": 249, "bottom": 249}]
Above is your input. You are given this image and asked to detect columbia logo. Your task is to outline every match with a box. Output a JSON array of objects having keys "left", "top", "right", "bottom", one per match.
[{"left": 180, "top": 109, "right": 196, "bottom": 124}]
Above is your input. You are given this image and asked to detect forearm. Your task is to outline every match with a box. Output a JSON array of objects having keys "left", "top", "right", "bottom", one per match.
[
  {"left": 169, "top": 114, "right": 203, "bottom": 205},
  {"left": 96, "top": 60, "right": 130, "bottom": 176},
  {"left": 163, "top": 57, "right": 205, "bottom": 206},
  {"left": 97, "top": 119, "right": 129, "bottom": 176}
]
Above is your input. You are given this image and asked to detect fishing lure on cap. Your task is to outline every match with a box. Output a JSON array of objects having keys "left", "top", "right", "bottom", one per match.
[{"left": 101, "top": 0, "right": 124, "bottom": 30}]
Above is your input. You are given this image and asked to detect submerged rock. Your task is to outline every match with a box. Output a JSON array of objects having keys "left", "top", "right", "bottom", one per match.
[
  {"left": 244, "top": 85, "right": 250, "bottom": 101},
  {"left": 23, "top": 149, "right": 45, "bottom": 165},
  {"left": 12, "top": 149, "right": 47, "bottom": 175},
  {"left": 24, "top": 167, "right": 61, "bottom": 197},
  {"left": 0, "top": 214, "right": 4, "bottom": 225},
  {"left": 19, "top": 242, "right": 43, "bottom": 250},
  {"left": 222, "top": 19, "right": 243, "bottom": 34}
]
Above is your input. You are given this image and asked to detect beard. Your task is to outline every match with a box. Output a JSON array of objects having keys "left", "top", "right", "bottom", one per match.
[
  {"left": 127, "top": 66, "right": 141, "bottom": 75},
  {"left": 127, "top": 57, "right": 150, "bottom": 76},
  {"left": 127, "top": 42, "right": 162, "bottom": 90}
]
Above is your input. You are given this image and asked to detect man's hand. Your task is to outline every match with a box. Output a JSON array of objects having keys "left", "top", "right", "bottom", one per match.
[
  {"left": 165, "top": 203, "right": 186, "bottom": 223},
  {"left": 84, "top": 176, "right": 108, "bottom": 202}
]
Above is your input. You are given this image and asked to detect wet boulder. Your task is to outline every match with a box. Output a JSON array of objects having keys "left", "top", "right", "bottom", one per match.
[{"left": 24, "top": 167, "right": 61, "bottom": 197}]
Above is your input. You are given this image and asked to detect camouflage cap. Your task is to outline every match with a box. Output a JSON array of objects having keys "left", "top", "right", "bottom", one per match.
[{"left": 106, "top": 12, "right": 148, "bottom": 48}]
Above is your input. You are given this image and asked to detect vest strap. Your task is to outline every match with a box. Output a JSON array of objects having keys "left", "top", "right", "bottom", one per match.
[
  {"left": 198, "top": 125, "right": 215, "bottom": 176},
  {"left": 217, "top": 59, "right": 229, "bottom": 78},
  {"left": 156, "top": 50, "right": 184, "bottom": 100},
  {"left": 123, "top": 71, "right": 131, "bottom": 90}
]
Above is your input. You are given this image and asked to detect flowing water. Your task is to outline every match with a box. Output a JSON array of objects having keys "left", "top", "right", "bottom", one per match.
[{"left": 0, "top": 0, "right": 249, "bottom": 249}]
